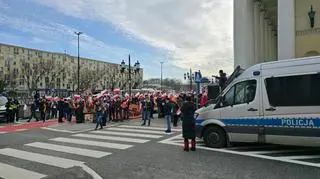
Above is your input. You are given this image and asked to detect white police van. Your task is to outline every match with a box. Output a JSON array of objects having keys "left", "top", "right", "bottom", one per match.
[{"left": 196, "top": 56, "right": 320, "bottom": 148}]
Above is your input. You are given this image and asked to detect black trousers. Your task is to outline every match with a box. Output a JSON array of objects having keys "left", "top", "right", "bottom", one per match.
[
  {"left": 173, "top": 115, "right": 178, "bottom": 127},
  {"left": 108, "top": 109, "right": 114, "bottom": 121},
  {"left": 115, "top": 109, "right": 122, "bottom": 121},
  {"left": 40, "top": 111, "right": 46, "bottom": 122}
]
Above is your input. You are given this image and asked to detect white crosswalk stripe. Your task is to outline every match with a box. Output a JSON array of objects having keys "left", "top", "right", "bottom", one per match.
[
  {"left": 118, "top": 125, "right": 182, "bottom": 132},
  {"left": 91, "top": 130, "right": 163, "bottom": 138},
  {"left": 0, "top": 148, "right": 84, "bottom": 168},
  {"left": 73, "top": 133, "right": 150, "bottom": 143},
  {"left": 0, "top": 162, "right": 47, "bottom": 179},
  {"left": 25, "top": 142, "right": 112, "bottom": 158},
  {"left": 0, "top": 124, "right": 172, "bottom": 178},
  {"left": 107, "top": 127, "right": 167, "bottom": 134},
  {"left": 50, "top": 137, "right": 133, "bottom": 149}
]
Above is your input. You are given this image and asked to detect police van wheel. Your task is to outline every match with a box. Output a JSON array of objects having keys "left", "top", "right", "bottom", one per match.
[{"left": 203, "top": 126, "right": 227, "bottom": 148}]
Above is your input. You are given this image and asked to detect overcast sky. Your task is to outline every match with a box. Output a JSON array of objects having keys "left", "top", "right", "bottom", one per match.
[{"left": 0, "top": 0, "right": 233, "bottom": 79}]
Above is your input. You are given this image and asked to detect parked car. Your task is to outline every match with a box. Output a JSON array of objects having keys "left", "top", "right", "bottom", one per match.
[{"left": 0, "top": 96, "right": 8, "bottom": 121}]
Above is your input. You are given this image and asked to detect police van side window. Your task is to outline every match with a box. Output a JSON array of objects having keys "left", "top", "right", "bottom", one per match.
[
  {"left": 265, "top": 73, "right": 320, "bottom": 106},
  {"left": 234, "top": 80, "right": 257, "bottom": 105},
  {"left": 220, "top": 80, "right": 257, "bottom": 107}
]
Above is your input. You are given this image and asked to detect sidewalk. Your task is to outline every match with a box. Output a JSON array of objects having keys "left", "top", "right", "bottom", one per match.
[
  {"left": 0, "top": 115, "right": 182, "bottom": 134},
  {"left": 0, "top": 119, "right": 58, "bottom": 133}
]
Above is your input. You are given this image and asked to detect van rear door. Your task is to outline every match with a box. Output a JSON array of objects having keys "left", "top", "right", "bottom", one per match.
[{"left": 261, "top": 70, "right": 320, "bottom": 146}]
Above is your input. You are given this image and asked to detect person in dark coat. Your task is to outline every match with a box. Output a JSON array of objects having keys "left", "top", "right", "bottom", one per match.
[
  {"left": 57, "top": 98, "right": 64, "bottom": 123},
  {"left": 39, "top": 97, "right": 47, "bottom": 122},
  {"left": 95, "top": 100, "right": 104, "bottom": 130},
  {"left": 74, "top": 100, "right": 83, "bottom": 123},
  {"left": 181, "top": 96, "right": 196, "bottom": 151},
  {"left": 27, "top": 101, "right": 39, "bottom": 122},
  {"left": 163, "top": 97, "right": 173, "bottom": 133}
]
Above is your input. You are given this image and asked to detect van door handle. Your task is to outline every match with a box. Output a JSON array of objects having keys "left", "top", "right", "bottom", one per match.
[
  {"left": 248, "top": 108, "right": 258, "bottom": 111},
  {"left": 265, "top": 107, "right": 276, "bottom": 111}
]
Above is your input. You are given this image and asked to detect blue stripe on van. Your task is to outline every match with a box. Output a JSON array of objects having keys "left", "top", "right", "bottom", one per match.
[
  {"left": 196, "top": 117, "right": 320, "bottom": 128},
  {"left": 223, "top": 118, "right": 320, "bottom": 128}
]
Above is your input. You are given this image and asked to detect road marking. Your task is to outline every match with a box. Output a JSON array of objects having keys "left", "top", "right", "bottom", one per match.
[
  {"left": 50, "top": 137, "right": 133, "bottom": 149},
  {"left": 159, "top": 134, "right": 320, "bottom": 168},
  {"left": 278, "top": 155, "right": 320, "bottom": 160},
  {"left": 80, "top": 164, "right": 103, "bottom": 179},
  {"left": 0, "top": 131, "right": 7, "bottom": 134},
  {"left": 0, "top": 148, "right": 83, "bottom": 168},
  {"left": 25, "top": 142, "right": 112, "bottom": 158},
  {"left": 40, "top": 127, "right": 76, "bottom": 133},
  {"left": 245, "top": 150, "right": 305, "bottom": 155},
  {"left": 73, "top": 133, "right": 150, "bottom": 143},
  {"left": 0, "top": 162, "right": 47, "bottom": 179},
  {"left": 91, "top": 130, "right": 163, "bottom": 139},
  {"left": 107, "top": 127, "right": 168, "bottom": 134},
  {"left": 119, "top": 125, "right": 182, "bottom": 132},
  {"left": 16, "top": 129, "right": 27, "bottom": 132},
  {"left": 227, "top": 145, "right": 277, "bottom": 150}
]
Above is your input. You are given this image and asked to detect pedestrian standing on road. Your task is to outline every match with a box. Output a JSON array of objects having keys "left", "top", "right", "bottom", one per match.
[
  {"left": 39, "top": 97, "right": 47, "bottom": 123},
  {"left": 115, "top": 97, "right": 122, "bottom": 122},
  {"left": 102, "top": 99, "right": 108, "bottom": 126},
  {"left": 57, "top": 98, "right": 64, "bottom": 123},
  {"left": 150, "top": 95, "right": 154, "bottom": 119},
  {"left": 74, "top": 100, "right": 82, "bottom": 123},
  {"left": 5, "top": 98, "right": 13, "bottom": 123},
  {"left": 95, "top": 100, "right": 104, "bottom": 130},
  {"left": 181, "top": 96, "right": 196, "bottom": 151},
  {"left": 51, "top": 100, "right": 58, "bottom": 119},
  {"left": 27, "top": 101, "right": 39, "bottom": 122},
  {"left": 141, "top": 95, "right": 152, "bottom": 126},
  {"left": 13, "top": 99, "right": 19, "bottom": 122},
  {"left": 163, "top": 97, "right": 173, "bottom": 133},
  {"left": 171, "top": 99, "right": 179, "bottom": 127}
]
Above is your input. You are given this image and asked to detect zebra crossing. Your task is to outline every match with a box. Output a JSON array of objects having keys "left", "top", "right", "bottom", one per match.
[
  {"left": 159, "top": 134, "right": 320, "bottom": 168},
  {"left": 0, "top": 124, "right": 181, "bottom": 179}
]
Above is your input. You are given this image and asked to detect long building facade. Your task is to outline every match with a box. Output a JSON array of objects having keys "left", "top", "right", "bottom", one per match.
[
  {"left": 0, "top": 43, "right": 143, "bottom": 95},
  {"left": 234, "top": 0, "right": 320, "bottom": 69}
]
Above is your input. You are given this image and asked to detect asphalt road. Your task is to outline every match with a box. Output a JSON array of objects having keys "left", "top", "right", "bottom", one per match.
[{"left": 0, "top": 120, "right": 320, "bottom": 179}]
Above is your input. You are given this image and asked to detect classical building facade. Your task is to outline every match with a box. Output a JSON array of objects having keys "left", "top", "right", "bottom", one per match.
[
  {"left": 234, "top": 0, "right": 320, "bottom": 69},
  {"left": 0, "top": 43, "right": 143, "bottom": 94}
]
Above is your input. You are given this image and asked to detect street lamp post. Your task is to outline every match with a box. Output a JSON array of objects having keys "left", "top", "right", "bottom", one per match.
[
  {"left": 74, "top": 31, "right": 83, "bottom": 94},
  {"left": 184, "top": 68, "right": 194, "bottom": 91},
  {"left": 160, "top": 61, "right": 164, "bottom": 91},
  {"left": 120, "top": 54, "right": 140, "bottom": 97}
]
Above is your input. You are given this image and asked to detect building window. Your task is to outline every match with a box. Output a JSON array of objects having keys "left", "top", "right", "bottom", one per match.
[
  {"left": 14, "top": 48, "right": 19, "bottom": 55},
  {"left": 265, "top": 74, "right": 320, "bottom": 106},
  {"left": 45, "top": 77, "right": 49, "bottom": 84}
]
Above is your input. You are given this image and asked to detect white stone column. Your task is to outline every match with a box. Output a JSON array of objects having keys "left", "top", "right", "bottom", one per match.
[
  {"left": 271, "top": 31, "right": 276, "bottom": 60},
  {"left": 253, "top": 1, "right": 260, "bottom": 64},
  {"left": 259, "top": 10, "right": 265, "bottom": 63},
  {"left": 274, "top": 34, "right": 278, "bottom": 60},
  {"left": 234, "top": 0, "right": 254, "bottom": 68},
  {"left": 278, "top": 0, "right": 295, "bottom": 60},
  {"left": 267, "top": 24, "right": 273, "bottom": 61},
  {"left": 264, "top": 19, "right": 270, "bottom": 62}
]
